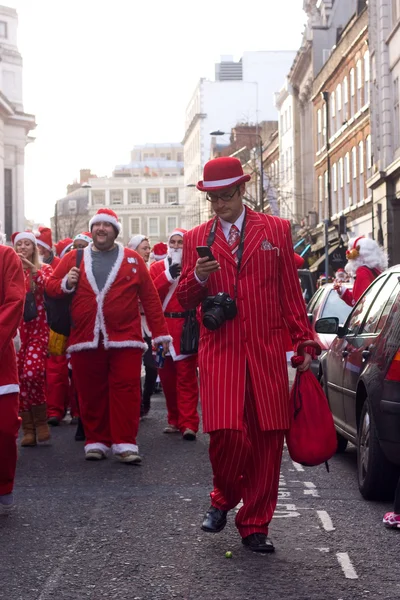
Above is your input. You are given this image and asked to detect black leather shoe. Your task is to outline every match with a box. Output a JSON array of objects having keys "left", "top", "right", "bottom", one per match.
[
  {"left": 74, "top": 418, "right": 85, "bottom": 442},
  {"left": 48, "top": 417, "right": 60, "bottom": 426},
  {"left": 242, "top": 533, "right": 275, "bottom": 553},
  {"left": 201, "top": 506, "right": 228, "bottom": 533}
]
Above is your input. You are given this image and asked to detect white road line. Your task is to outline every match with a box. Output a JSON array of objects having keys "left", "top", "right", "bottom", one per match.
[
  {"left": 303, "top": 482, "right": 320, "bottom": 497},
  {"left": 304, "top": 482, "right": 316, "bottom": 488},
  {"left": 336, "top": 552, "right": 359, "bottom": 579},
  {"left": 317, "top": 510, "right": 335, "bottom": 532},
  {"left": 292, "top": 461, "right": 305, "bottom": 472}
]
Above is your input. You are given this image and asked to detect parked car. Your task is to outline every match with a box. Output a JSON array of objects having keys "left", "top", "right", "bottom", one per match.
[
  {"left": 316, "top": 266, "right": 400, "bottom": 500},
  {"left": 298, "top": 269, "right": 316, "bottom": 305},
  {"left": 306, "top": 283, "right": 353, "bottom": 377}
]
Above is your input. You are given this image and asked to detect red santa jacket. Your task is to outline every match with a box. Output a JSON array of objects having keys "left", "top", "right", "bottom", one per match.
[
  {"left": 46, "top": 244, "right": 171, "bottom": 354},
  {"left": 0, "top": 246, "right": 25, "bottom": 396},
  {"left": 177, "top": 208, "right": 315, "bottom": 433},
  {"left": 341, "top": 266, "right": 380, "bottom": 306},
  {"left": 150, "top": 258, "right": 195, "bottom": 361}
]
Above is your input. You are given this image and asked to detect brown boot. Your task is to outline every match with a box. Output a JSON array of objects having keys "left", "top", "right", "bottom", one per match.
[
  {"left": 20, "top": 411, "right": 36, "bottom": 446},
  {"left": 31, "top": 404, "right": 51, "bottom": 443}
]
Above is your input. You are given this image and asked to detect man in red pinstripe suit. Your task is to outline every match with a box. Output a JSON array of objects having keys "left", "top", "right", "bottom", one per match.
[{"left": 177, "top": 157, "right": 314, "bottom": 553}]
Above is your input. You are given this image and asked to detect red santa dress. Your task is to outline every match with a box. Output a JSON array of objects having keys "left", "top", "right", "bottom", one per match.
[
  {"left": 0, "top": 246, "right": 25, "bottom": 495},
  {"left": 46, "top": 244, "right": 171, "bottom": 457}
]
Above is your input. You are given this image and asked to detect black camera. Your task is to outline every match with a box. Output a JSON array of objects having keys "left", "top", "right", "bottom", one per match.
[{"left": 202, "top": 292, "right": 237, "bottom": 331}]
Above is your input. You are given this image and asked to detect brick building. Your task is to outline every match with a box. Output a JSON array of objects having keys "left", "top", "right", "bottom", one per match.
[{"left": 310, "top": 5, "right": 371, "bottom": 275}]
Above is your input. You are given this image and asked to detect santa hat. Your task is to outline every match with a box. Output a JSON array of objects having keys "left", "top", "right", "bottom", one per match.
[
  {"left": 197, "top": 157, "right": 251, "bottom": 192},
  {"left": 128, "top": 234, "right": 147, "bottom": 250},
  {"left": 89, "top": 208, "right": 121, "bottom": 234},
  {"left": 12, "top": 231, "right": 37, "bottom": 246},
  {"left": 74, "top": 231, "right": 92, "bottom": 244},
  {"left": 152, "top": 242, "right": 168, "bottom": 261},
  {"left": 55, "top": 238, "right": 73, "bottom": 258},
  {"left": 293, "top": 253, "right": 305, "bottom": 269},
  {"left": 168, "top": 228, "right": 187, "bottom": 243},
  {"left": 35, "top": 226, "right": 53, "bottom": 251}
]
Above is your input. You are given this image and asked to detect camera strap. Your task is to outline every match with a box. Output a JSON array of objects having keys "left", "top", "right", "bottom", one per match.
[{"left": 206, "top": 207, "right": 247, "bottom": 298}]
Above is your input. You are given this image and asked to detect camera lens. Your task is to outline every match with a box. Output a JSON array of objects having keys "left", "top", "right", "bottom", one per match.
[{"left": 202, "top": 306, "right": 225, "bottom": 331}]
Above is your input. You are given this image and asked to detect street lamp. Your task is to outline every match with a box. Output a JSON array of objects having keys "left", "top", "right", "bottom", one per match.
[{"left": 210, "top": 130, "right": 264, "bottom": 213}]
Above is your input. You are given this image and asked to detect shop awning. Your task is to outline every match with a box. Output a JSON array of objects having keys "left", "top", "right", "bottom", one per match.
[{"left": 309, "top": 243, "right": 347, "bottom": 273}]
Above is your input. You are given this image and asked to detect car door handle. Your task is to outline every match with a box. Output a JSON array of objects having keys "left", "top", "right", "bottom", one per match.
[
  {"left": 342, "top": 350, "right": 349, "bottom": 357},
  {"left": 362, "top": 349, "right": 371, "bottom": 360}
]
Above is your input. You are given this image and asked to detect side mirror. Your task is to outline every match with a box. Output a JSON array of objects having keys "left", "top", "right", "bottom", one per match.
[
  {"left": 307, "top": 312, "right": 313, "bottom": 324},
  {"left": 315, "top": 317, "right": 339, "bottom": 335}
]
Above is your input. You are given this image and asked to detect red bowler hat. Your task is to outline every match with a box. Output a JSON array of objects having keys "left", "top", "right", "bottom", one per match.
[{"left": 197, "top": 157, "right": 251, "bottom": 192}]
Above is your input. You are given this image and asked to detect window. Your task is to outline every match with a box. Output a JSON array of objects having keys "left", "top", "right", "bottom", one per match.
[
  {"left": 148, "top": 217, "right": 159, "bottom": 236},
  {"left": 352, "top": 146, "right": 357, "bottom": 203},
  {"left": 130, "top": 217, "right": 141, "bottom": 235},
  {"left": 332, "top": 163, "right": 337, "bottom": 215},
  {"left": 167, "top": 193, "right": 177, "bottom": 203},
  {"left": 343, "top": 76, "right": 349, "bottom": 120},
  {"left": 324, "top": 170, "right": 328, "bottom": 219},
  {"left": 345, "top": 279, "right": 385, "bottom": 336},
  {"left": 128, "top": 190, "right": 141, "bottom": 204},
  {"left": 350, "top": 68, "right": 355, "bottom": 117},
  {"left": 362, "top": 276, "right": 399, "bottom": 335},
  {"left": 321, "top": 290, "right": 353, "bottom": 325},
  {"left": 394, "top": 78, "right": 400, "bottom": 149},
  {"left": 68, "top": 199, "right": 77, "bottom": 214},
  {"left": 356, "top": 60, "right": 363, "bottom": 112},
  {"left": 359, "top": 140, "right": 364, "bottom": 201},
  {"left": 364, "top": 51, "right": 370, "bottom": 105},
  {"left": 366, "top": 135, "right": 372, "bottom": 174},
  {"left": 336, "top": 84, "right": 342, "bottom": 128},
  {"left": 167, "top": 216, "right": 178, "bottom": 233},
  {"left": 92, "top": 191, "right": 105, "bottom": 206},
  {"left": 345, "top": 152, "right": 350, "bottom": 207},
  {"left": 338, "top": 157, "right": 344, "bottom": 212},
  {"left": 322, "top": 104, "right": 327, "bottom": 146},
  {"left": 330, "top": 91, "right": 336, "bottom": 134},
  {"left": 110, "top": 190, "right": 123, "bottom": 205},
  {"left": 317, "top": 109, "right": 322, "bottom": 150},
  {"left": 147, "top": 191, "right": 160, "bottom": 204},
  {"left": 0, "top": 21, "right": 7, "bottom": 38},
  {"left": 318, "top": 175, "right": 323, "bottom": 222}
]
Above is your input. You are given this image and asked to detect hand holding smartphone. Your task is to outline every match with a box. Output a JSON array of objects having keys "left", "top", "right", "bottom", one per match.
[{"left": 196, "top": 246, "right": 216, "bottom": 262}]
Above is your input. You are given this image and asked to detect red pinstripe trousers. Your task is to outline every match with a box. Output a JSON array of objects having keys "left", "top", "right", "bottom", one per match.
[
  {"left": 209, "top": 377, "right": 284, "bottom": 538},
  {"left": 0, "top": 393, "right": 20, "bottom": 495},
  {"left": 158, "top": 356, "right": 199, "bottom": 433}
]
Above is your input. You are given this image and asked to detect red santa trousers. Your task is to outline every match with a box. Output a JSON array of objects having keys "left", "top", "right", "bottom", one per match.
[
  {"left": 209, "top": 375, "right": 284, "bottom": 538},
  {"left": 158, "top": 355, "right": 199, "bottom": 433},
  {"left": 46, "top": 355, "right": 70, "bottom": 420},
  {"left": 0, "top": 393, "right": 20, "bottom": 495},
  {"left": 70, "top": 346, "right": 142, "bottom": 451}
]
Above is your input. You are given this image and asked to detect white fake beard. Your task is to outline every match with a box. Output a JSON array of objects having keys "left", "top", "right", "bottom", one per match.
[{"left": 168, "top": 247, "right": 182, "bottom": 265}]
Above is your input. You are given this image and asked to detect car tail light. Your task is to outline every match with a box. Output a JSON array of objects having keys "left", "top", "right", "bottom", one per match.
[{"left": 386, "top": 350, "right": 400, "bottom": 381}]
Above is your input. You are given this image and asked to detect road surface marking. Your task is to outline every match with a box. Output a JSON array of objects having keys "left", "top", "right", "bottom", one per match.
[
  {"left": 292, "top": 461, "right": 305, "bottom": 472},
  {"left": 304, "top": 482, "right": 320, "bottom": 497},
  {"left": 336, "top": 552, "right": 359, "bottom": 579},
  {"left": 317, "top": 510, "right": 335, "bottom": 532}
]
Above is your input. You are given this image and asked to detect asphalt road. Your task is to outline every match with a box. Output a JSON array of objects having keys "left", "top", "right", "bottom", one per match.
[{"left": 1, "top": 383, "right": 400, "bottom": 600}]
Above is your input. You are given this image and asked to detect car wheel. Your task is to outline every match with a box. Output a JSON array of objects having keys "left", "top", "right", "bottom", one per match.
[
  {"left": 336, "top": 433, "right": 348, "bottom": 454},
  {"left": 357, "top": 399, "right": 398, "bottom": 500}
]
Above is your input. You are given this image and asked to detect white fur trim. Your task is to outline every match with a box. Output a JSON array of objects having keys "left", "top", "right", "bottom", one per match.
[
  {"left": 168, "top": 341, "right": 192, "bottom": 362},
  {"left": 111, "top": 443, "right": 139, "bottom": 454},
  {"left": 85, "top": 442, "right": 110, "bottom": 454},
  {"left": 60, "top": 243, "right": 73, "bottom": 258},
  {"left": 61, "top": 274, "right": 75, "bottom": 294},
  {"left": 202, "top": 175, "right": 245, "bottom": 188},
  {"left": 141, "top": 315, "right": 152, "bottom": 338},
  {"left": 106, "top": 340, "right": 148, "bottom": 351},
  {"left": 165, "top": 269, "right": 175, "bottom": 284},
  {"left": 0, "top": 384, "right": 19, "bottom": 395},
  {"left": 67, "top": 340, "right": 99, "bottom": 353},
  {"left": 36, "top": 240, "right": 52, "bottom": 251},
  {"left": 14, "top": 232, "right": 37, "bottom": 246},
  {"left": 74, "top": 233, "right": 92, "bottom": 244},
  {"left": 153, "top": 335, "right": 173, "bottom": 344},
  {"left": 89, "top": 213, "right": 121, "bottom": 233}
]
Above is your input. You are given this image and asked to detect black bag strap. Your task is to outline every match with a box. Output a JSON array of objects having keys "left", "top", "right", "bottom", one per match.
[{"left": 76, "top": 248, "right": 83, "bottom": 269}]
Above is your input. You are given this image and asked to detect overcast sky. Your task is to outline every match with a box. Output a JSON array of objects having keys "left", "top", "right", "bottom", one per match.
[{"left": 7, "top": 0, "right": 306, "bottom": 224}]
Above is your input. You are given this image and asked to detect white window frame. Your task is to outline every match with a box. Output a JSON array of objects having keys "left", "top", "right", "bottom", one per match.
[
  {"left": 167, "top": 216, "right": 178, "bottom": 233},
  {"left": 330, "top": 91, "right": 336, "bottom": 134},
  {"left": 343, "top": 76, "right": 349, "bottom": 120},
  {"left": 356, "top": 59, "right": 363, "bottom": 112},
  {"left": 366, "top": 134, "right": 372, "bottom": 174},
  {"left": 0, "top": 21, "right": 7, "bottom": 39},
  {"left": 336, "top": 84, "right": 342, "bottom": 128},
  {"left": 359, "top": 140, "right": 365, "bottom": 202},
  {"left": 317, "top": 108, "right": 322, "bottom": 150},
  {"left": 129, "top": 217, "right": 141, "bottom": 236},
  {"left": 128, "top": 190, "right": 142, "bottom": 204},
  {"left": 352, "top": 146, "right": 358, "bottom": 203},
  {"left": 364, "top": 51, "right": 370, "bottom": 105},
  {"left": 350, "top": 68, "right": 355, "bottom": 117},
  {"left": 338, "top": 157, "right": 344, "bottom": 213},
  {"left": 345, "top": 152, "right": 350, "bottom": 207},
  {"left": 318, "top": 175, "right": 323, "bottom": 222},
  {"left": 148, "top": 191, "right": 160, "bottom": 204},
  {"left": 332, "top": 163, "right": 337, "bottom": 215},
  {"left": 148, "top": 216, "right": 160, "bottom": 236}
]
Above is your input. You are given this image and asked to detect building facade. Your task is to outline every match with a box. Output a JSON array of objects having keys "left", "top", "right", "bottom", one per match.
[
  {"left": 368, "top": 0, "right": 400, "bottom": 264},
  {"left": 183, "top": 52, "right": 297, "bottom": 229},
  {"left": 0, "top": 6, "right": 36, "bottom": 242},
  {"left": 88, "top": 143, "right": 185, "bottom": 246}
]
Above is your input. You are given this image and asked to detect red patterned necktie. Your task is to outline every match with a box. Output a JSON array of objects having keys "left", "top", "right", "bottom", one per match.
[{"left": 228, "top": 224, "right": 240, "bottom": 259}]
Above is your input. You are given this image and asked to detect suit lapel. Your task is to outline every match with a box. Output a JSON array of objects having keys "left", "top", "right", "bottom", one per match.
[{"left": 240, "top": 209, "right": 266, "bottom": 270}]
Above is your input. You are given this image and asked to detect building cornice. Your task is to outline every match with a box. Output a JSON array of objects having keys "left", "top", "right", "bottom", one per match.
[
  {"left": 289, "top": 41, "right": 312, "bottom": 87},
  {"left": 182, "top": 112, "right": 206, "bottom": 145}
]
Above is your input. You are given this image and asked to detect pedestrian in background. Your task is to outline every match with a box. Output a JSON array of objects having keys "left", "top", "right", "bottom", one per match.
[
  {"left": 128, "top": 234, "right": 158, "bottom": 418},
  {"left": 36, "top": 226, "right": 60, "bottom": 269},
  {"left": 73, "top": 232, "right": 92, "bottom": 250},
  {"left": 46, "top": 208, "right": 171, "bottom": 464},
  {"left": 151, "top": 228, "right": 199, "bottom": 441},
  {"left": 177, "top": 157, "right": 314, "bottom": 553},
  {"left": 13, "top": 231, "right": 52, "bottom": 446},
  {"left": 0, "top": 242, "right": 25, "bottom": 513}
]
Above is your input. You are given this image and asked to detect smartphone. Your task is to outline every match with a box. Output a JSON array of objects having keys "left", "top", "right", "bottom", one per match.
[{"left": 196, "top": 246, "right": 216, "bottom": 262}]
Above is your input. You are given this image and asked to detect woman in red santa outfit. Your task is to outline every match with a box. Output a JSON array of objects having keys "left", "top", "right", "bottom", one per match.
[
  {"left": 0, "top": 242, "right": 25, "bottom": 513},
  {"left": 13, "top": 231, "right": 52, "bottom": 446},
  {"left": 46, "top": 208, "right": 171, "bottom": 463},
  {"left": 150, "top": 228, "right": 200, "bottom": 440},
  {"left": 334, "top": 236, "right": 388, "bottom": 306}
]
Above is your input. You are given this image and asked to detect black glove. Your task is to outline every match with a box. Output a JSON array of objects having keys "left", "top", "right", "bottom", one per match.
[{"left": 169, "top": 263, "right": 182, "bottom": 279}]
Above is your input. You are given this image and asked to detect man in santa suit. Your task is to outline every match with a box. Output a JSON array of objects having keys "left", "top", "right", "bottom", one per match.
[
  {"left": 0, "top": 243, "right": 25, "bottom": 513},
  {"left": 46, "top": 208, "right": 171, "bottom": 463},
  {"left": 177, "top": 157, "right": 314, "bottom": 553},
  {"left": 150, "top": 229, "right": 199, "bottom": 440},
  {"left": 36, "top": 227, "right": 61, "bottom": 270}
]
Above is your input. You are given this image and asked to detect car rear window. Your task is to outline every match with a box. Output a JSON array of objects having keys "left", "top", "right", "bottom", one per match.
[{"left": 321, "top": 290, "right": 353, "bottom": 324}]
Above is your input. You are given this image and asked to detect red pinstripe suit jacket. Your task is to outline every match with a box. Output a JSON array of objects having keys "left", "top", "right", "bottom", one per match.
[{"left": 177, "top": 208, "right": 314, "bottom": 433}]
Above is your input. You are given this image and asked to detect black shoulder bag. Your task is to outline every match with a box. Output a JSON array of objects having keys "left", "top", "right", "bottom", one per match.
[
  {"left": 45, "top": 249, "right": 83, "bottom": 336},
  {"left": 180, "top": 309, "right": 200, "bottom": 355}
]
